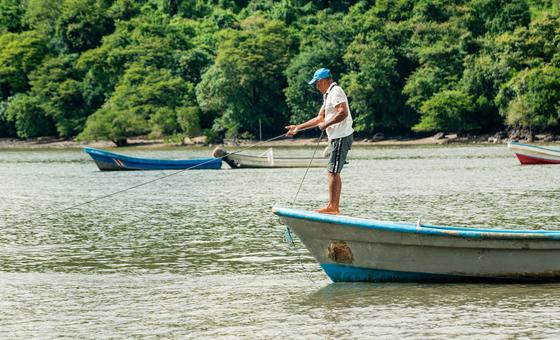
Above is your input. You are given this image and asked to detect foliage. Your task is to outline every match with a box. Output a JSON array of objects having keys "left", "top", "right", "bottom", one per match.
[
  {"left": 0, "top": 99, "right": 16, "bottom": 137},
  {"left": 0, "top": 31, "right": 48, "bottom": 98},
  {"left": 197, "top": 17, "right": 295, "bottom": 137},
  {"left": 56, "top": 0, "right": 115, "bottom": 53},
  {"left": 413, "top": 90, "right": 476, "bottom": 132},
  {"left": 0, "top": 0, "right": 559, "bottom": 142},
  {"left": 0, "top": 0, "right": 26, "bottom": 33},
  {"left": 25, "top": 55, "right": 90, "bottom": 137},
  {"left": 342, "top": 36, "right": 407, "bottom": 133},
  {"left": 78, "top": 62, "right": 197, "bottom": 144},
  {"left": 284, "top": 10, "right": 352, "bottom": 125},
  {"left": 496, "top": 66, "right": 560, "bottom": 130},
  {"left": 5, "top": 94, "right": 56, "bottom": 138}
]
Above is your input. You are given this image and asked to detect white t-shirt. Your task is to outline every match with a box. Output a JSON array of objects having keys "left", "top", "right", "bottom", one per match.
[{"left": 323, "top": 82, "right": 353, "bottom": 140}]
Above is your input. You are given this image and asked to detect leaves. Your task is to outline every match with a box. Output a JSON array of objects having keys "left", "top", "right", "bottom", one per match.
[
  {"left": 1, "top": 0, "right": 559, "bottom": 141},
  {"left": 496, "top": 66, "right": 560, "bottom": 129},
  {"left": 413, "top": 90, "right": 476, "bottom": 132}
]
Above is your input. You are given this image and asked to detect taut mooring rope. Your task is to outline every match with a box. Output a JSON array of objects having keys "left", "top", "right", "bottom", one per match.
[{"left": 17, "top": 131, "right": 302, "bottom": 224}]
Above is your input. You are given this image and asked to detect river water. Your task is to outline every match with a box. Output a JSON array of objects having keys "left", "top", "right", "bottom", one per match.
[{"left": 1, "top": 145, "right": 560, "bottom": 338}]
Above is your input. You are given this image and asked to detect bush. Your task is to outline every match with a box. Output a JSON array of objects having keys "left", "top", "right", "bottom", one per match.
[{"left": 413, "top": 90, "right": 476, "bottom": 132}]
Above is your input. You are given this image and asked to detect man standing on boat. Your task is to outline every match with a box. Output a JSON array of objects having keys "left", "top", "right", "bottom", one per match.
[{"left": 286, "top": 68, "right": 353, "bottom": 215}]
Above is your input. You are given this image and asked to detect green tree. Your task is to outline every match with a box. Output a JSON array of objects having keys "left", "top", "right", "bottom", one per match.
[
  {"left": 403, "top": 66, "right": 451, "bottom": 112},
  {"left": 342, "top": 36, "right": 413, "bottom": 133},
  {"left": 79, "top": 63, "right": 197, "bottom": 144},
  {"left": 470, "top": 0, "right": 530, "bottom": 36},
  {"left": 77, "top": 11, "right": 207, "bottom": 113},
  {"left": 5, "top": 94, "right": 56, "bottom": 138},
  {"left": 284, "top": 10, "right": 353, "bottom": 125},
  {"left": 412, "top": 0, "right": 454, "bottom": 23},
  {"left": 0, "top": 31, "right": 48, "bottom": 98},
  {"left": 26, "top": 55, "right": 89, "bottom": 137},
  {"left": 372, "top": 0, "right": 415, "bottom": 22},
  {"left": 460, "top": 53, "right": 509, "bottom": 130},
  {"left": 413, "top": 90, "right": 476, "bottom": 132},
  {"left": 496, "top": 66, "right": 560, "bottom": 130},
  {"left": 78, "top": 107, "right": 148, "bottom": 146},
  {"left": 0, "top": 0, "right": 26, "bottom": 32},
  {"left": 197, "top": 17, "right": 295, "bottom": 137},
  {"left": 0, "top": 99, "right": 16, "bottom": 137},
  {"left": 56, "top": 0, "right": 115, "bottom": 52},
  {"left": 23, "top": 0, "right": 62, "bottom": 45}
]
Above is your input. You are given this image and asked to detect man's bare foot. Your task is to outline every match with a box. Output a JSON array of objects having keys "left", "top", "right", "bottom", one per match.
[{"left": 314, "top": 207, "right": 340, "bottom": 215}]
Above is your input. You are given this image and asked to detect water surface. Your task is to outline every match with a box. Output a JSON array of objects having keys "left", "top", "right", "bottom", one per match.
[{"left": 1, "top": 145, "right": 560, "bottom": 338}]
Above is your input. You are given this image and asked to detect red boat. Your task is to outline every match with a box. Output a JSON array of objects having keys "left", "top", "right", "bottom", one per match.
[{"left": 508, "top": 141, "right": 560, "bottom": 165}]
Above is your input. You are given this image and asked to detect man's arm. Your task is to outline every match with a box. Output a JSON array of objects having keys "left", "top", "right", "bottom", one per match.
[
  {"left": 318, "top": 102, "right": 348, "bottom": 131},
  {"left": 286, "top": 106, "right": 325, "bottom": 136}
]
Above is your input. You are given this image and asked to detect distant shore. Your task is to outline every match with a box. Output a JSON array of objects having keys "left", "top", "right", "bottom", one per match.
[{"left": 0, "top": 133, "right": 555, "bottom": 150}]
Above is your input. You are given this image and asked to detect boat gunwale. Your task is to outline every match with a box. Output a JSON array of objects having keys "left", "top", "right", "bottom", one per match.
[
  {"left": 508, "top": 141, "right": 560, "bottom": 155},
  {"left": 226, "top": 153, "right": 327, "bottom": 161},
  {"left": 273, "top": 207, "right": 560, "bottom": 240}
]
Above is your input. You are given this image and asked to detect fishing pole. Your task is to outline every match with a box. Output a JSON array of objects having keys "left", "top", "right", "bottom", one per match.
[{"left": 13, "top": 127, "right": 319, "bottom": 224}]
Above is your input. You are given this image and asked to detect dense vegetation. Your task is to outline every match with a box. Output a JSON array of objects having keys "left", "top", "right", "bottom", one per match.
[{"left": 0, "top": 0, "right": 559, "bottom": 145}]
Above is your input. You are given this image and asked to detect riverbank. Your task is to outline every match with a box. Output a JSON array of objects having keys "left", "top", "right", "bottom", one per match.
[{"left": 0, "top": 133, "right": 555, "bottom": 149}]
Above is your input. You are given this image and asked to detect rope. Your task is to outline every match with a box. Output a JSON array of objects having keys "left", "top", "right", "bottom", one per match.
[
  {"left": 291, "top": 131, "right": 325, "bottom": 207},
  {"left": 16, "top": 131, "right": 298, "bottom": 224},
  {"left": 284, "top": 130, "right": 325, "bottom": 284},
  {"left": 13, "top": 127, "right": 325, "bottom": 284}
]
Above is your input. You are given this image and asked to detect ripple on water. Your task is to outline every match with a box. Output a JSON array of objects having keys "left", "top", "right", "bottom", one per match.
[{"left": 2, "top": 146, "right": 560, "bottom": 337}]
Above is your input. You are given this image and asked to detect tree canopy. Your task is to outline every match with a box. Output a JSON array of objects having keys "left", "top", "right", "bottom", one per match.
[{"left": 0, "top": 0, "right": 558, "bottom": 143}]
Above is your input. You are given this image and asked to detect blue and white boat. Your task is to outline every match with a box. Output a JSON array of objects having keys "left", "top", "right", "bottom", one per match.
[
  {"left": 84, "top": 147, "right": 222, "bottom": 171},
  {"left": 273, "top": 207, "right": 560, "bottom": 282}
]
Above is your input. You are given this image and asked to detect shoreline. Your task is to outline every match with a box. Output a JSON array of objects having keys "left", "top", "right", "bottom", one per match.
[{"left": 0, "top": 134, "right": 553, "bottom": 150}]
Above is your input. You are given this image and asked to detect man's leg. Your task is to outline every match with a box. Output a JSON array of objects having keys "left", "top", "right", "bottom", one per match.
[
  {"left": 315, "top": 134, "right": 351, "bottom": 215},
  {"left": 315, "top": 172, "right": 341, "bottom": 214},
  {"left": 328, "top": 171, "right": 341, "bottom": 210}
]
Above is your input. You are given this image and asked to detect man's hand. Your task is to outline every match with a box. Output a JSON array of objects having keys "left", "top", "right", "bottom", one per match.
[
  {"left": 285, "top": 125, "right": 299, "bottom": 137},
  {"left": 318, "top": 121, "right": 328, "bottom": 131}
]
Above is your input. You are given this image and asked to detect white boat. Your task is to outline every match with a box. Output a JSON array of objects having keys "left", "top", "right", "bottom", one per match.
[
  {"left": 274, "top": 207, "right": 560, "bottom": 282},
  {"left": 213, "top": 147, "right": 328, "bottom": 169},
  {"left": 508, "top": 141, "right": 560, "bottom": 165}
]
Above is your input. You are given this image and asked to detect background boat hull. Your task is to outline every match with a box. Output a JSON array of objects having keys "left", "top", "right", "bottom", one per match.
[
  {"left": 508, "top": 142, "right": 560, "bottom": 165},
  {"left": 225, "top": 153, "right": 328, "bottom": 168},
  {"left": 84, "top": 148, "right": 222, "bottom": 171},
  {"left": 514, "top": 153, "right": 560, "bottom": 165}
]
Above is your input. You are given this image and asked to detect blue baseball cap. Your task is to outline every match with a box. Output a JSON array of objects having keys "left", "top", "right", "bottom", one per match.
[{"left": 308, "top": 68, "right": 332, "bottom": 84}]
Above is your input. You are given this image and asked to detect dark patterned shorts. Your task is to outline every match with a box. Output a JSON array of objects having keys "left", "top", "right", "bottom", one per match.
[{"left": 328, "top": 134, "right": 353, "bottom": 173}]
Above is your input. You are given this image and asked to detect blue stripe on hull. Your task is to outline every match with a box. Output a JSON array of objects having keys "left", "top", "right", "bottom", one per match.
[{"left": 320, "top": 264, "right": 545, "bottom": 283}]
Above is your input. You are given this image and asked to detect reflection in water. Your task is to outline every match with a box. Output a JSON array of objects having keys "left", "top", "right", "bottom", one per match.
[
  {"left": 2, "top": 146, "right": 560, "bottom": 337},
  {"left": 302, "top": 283, "right": 560, "bottom": 337}
]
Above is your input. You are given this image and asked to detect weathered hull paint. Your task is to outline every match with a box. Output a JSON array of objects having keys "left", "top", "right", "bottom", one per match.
[
  {"left": 273, "top": 207, "right": 560, "bottom": 283},
  {"left": 508, "top": 141, "right": 560, "bottom": 165},
  {"left": 84, "top": 147, "right": 222, "bottom": 171}
]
